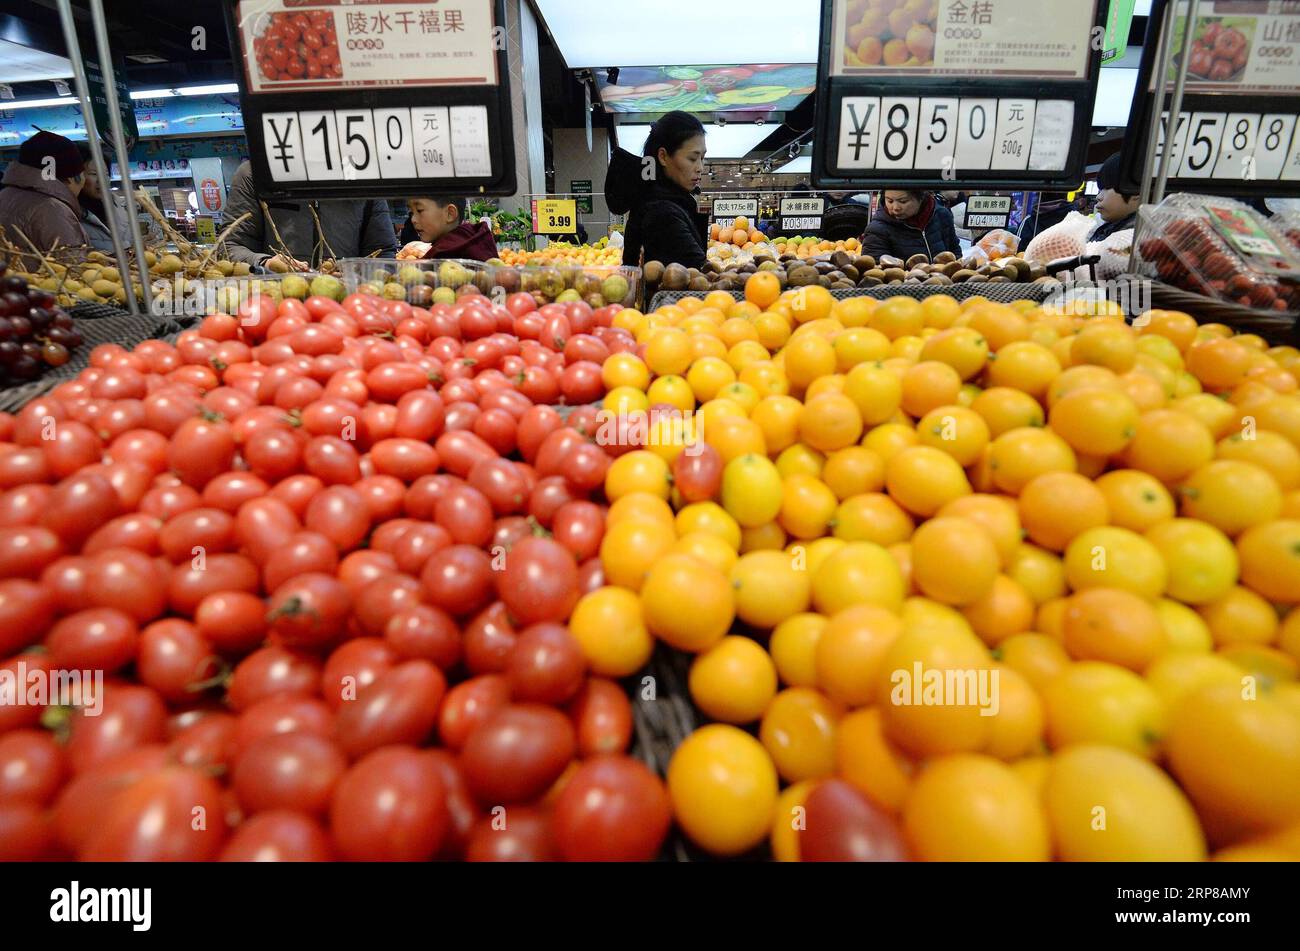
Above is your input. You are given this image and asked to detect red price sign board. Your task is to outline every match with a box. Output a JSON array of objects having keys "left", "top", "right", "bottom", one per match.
[{"left": 222, "top": 0, "right": 516, "bottom": 199}]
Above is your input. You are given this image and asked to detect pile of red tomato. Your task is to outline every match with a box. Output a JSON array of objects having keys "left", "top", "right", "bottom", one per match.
[
  {"left": 0, "top": 287, "right": 676, "bottom": 861},
  {"left": 254, "top": 9, "right": 341, "bottom": 83}
]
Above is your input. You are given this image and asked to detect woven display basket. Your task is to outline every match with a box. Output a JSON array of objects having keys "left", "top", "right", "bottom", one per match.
[{"left": 1148, "top": 281, "right": 1299, "bottom": 346}]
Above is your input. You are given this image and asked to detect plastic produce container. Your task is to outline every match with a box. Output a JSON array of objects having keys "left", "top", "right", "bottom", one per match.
[
  {"left": 1134, "top": 195, "right": 1300, "bottom": 313},
  {"left": 339, "top": 257, "right": 490, "bottom": 304},
  {"left": 482, "top": 262, "right": 641, "bottom": 309},
  {"left": 148, "top": 272, "right": 311, "bottom": 318}
]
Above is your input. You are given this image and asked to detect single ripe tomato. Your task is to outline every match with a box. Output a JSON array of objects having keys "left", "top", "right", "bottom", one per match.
[
  {"left": 266, "top": 572, "right": 351, "bottom": 651},
  {"left": 329, "top": 746, "right": 448, "bottom": 861},
  {"left": 551, "top": 756, "right": 671, "bottom": 861},
  {"left": 459, "top": 704, "right": 575, "bottom": 805},
  {"left": 498, "top": 536, "right": 579, "bottom": 625}
]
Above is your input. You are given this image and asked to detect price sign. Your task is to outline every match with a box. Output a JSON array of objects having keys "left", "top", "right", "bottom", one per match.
[
  {"left": 223, "top": 0, "right": 516, "bottom": 199},
  {"left": 813, "top": 0, "right": 1105, "bottom": 189},
  {"left": 1118, "top": 0, "right": 1300, "bottom": 196},
  {"left": 713, "top": 198, "right": 759, "bottom": 219},
  {"left": 532, "top": 199, "right": 578, "bottom": 234},
  {"left": 779, "top": 197, "right": 825, "bottom": 234},
  {"left": 196, "top": 216, "right": 217, "bottom": 242},
  {"left": 964, "top": 195, "right": 1013, "bottom": 229}
]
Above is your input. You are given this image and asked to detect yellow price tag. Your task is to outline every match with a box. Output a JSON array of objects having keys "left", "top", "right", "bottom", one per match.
[
  {"left": 534, "top": 199, "right": 578, "bottom": 235},
  {"left": 196, "top": 216, "right": 217, "bottom": 242}
]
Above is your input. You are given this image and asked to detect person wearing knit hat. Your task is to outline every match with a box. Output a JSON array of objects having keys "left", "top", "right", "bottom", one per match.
[
  {"left": 0, "top": 129, "right": 90, "bottom": 251},
  {"left": 1088, "top": 153, "right": 1141, "bottom": 242}
]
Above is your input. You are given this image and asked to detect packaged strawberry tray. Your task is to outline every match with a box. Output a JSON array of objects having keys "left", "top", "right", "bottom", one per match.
[{"left": 1135, "top": 194, "right": 1300, "bottom": 314}]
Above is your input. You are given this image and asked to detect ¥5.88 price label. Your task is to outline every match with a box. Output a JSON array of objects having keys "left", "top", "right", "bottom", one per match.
[
  {"left": 259, "top": 105, "right": 493, "bottom": 182},
  {"left": 1152, "top": 110, "right": 1300, "bottom": 183},
  {"left": 835, "top": 96, "right": 1075, "bottom": 175}
]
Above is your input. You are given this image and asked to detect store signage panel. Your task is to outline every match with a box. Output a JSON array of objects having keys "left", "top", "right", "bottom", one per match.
[
  {"left": 713, "top": 198, "right": 759, "bottom": 219},
  {"left": 1118, "top": 0, "right": 1300, "bottom": 197},
  {"left": 223, "top": 0, "right": 516, "bottom": 199},
  {"left": 965, "top": 194, "right": 1012, "bottom": 228},
  {"left": 813, "top": 0, "right": 1105, "bottom": 189}
]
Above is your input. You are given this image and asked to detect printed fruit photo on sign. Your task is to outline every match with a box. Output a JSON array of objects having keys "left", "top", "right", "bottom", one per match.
[
  {"left": 843, "top": 0, "right": 938, "bottom": 69},
  {"left": 252, "top": 8, "right": 341, "bottom": 83},
  {"left": 1175, "top": 16, "right": 1254, "bottom": 83}
]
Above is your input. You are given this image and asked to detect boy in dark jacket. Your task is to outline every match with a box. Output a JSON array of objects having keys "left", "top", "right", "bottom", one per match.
[
  {"left": 861, "top": 190, "right": 962, "bottom": 260},
  {"left": 404, "top": 196, "right": 499, "bottom": 261}
]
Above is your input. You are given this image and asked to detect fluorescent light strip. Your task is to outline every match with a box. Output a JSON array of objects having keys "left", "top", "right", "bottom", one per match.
[
  {"left": 130, "top": 84, "right": 240, "bottom": 99},
  {"left": 616, "top": 123, "right": 772, "bottom": 159},
  {"left": 4, "top": 96, "right": 77, "bottom": 110}
]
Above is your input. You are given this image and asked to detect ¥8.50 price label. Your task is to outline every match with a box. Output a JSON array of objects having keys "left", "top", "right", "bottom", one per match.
[
  {"left": 532, "top": 199, "right": 578, "bottom": 234},
  {"left": 835, "top": 96, "right": 1074, "bottom": 175}
]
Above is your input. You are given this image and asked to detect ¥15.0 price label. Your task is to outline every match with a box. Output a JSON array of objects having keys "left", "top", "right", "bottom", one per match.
[
  {"left": 260, "top": 105, "right": 492, "bottom": 183},
  {"left": 1152, "top": 110, "right": 1300, "bottom": 183},
  {"left": 532, "top": 199, "right": 578, "bottom": 234},
  {"left": 834, "top": 96, "right": 1075, "bottom": 176}
]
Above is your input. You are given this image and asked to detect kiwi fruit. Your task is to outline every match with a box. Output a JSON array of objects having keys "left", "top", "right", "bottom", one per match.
[
  {"left": 788, "top": 266, "right": 820, "bottom": 287},
  {"left": 854, "top": 256, "right": 876, "bottom": 272},
  {"left": 661, "top": 263, "right": 689, "bottom": 290},
  {"left": 941, "top": 261, "right": 963, "bottom": 278},
  {"left": 842, "top": 266, "right": 860, "bottom": 282},
  {"left": 817, "top": 276, "right": 834, "bottom": 289},
  {"left": 924, "top": 274, "right": 952, "bottom": 285},
  {"left": 827, "top": 271, "right": 846, "bottom": 283},
  {"left": 882, "top": 267, "right": 906, "bottom": 283},
  {"left": 878, "top": 255, "right": 905, "bottom": 269},
  {"left": 952, "top": 269, "right": 977, "bottom": 282},
  {"left": 644, "top": 260, "right": 665, "bottom": 283},
  {"left": 905, "top": 254, "right": 930, "bottom": 270},
  {"left": 966, "top": 273, "right": 989, "bottom": 283},
  {"left": 830, "top": 251, "right": 853, "bottom": 270},
  {"left": 686, "top": 268, "right": 702, "bottom": 282},
  {"left": 989, "top": 276, "right": 1011, "bottom": 283},
  {"left": 934, "top": 251, "right": 957, "bottom": 265},
  {"left": 813, "top": 262, "right": 836, "bottom": 275},
  {"left": 1033, "top": 275, "right": 1063, "bottom": 285},
  {"left": 688, "top": 275, "right": 712, "bottom": 292},
  {"left": 859, "top": 276, "right": 883, "bottom": 287},
  {"left": 865, "top": 268, "right": 887, "bottom": 282}
]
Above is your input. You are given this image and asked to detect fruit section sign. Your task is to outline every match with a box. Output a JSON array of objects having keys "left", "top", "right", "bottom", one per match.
[
  {"left": 713, "top": 198, "right": 759, "bottom": 220},
  {"left": 1118, "top": 0, "right": 1300, "bottom": 196},
  {"left": 780, "top": 196, "right": 825, "bottom": 233},
  {"left": 964, "top": 194, "right": 1011, "bottom": 228},
  {"left": 221, "top": 0, "right": 516, "bottom": 199},
  {"left": 813, "top": 0, "right": 1106, "bottom": 189}
]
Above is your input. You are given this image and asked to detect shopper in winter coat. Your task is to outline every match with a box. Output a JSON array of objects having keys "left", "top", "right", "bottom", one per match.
[
  {"left": 0, "top": 130, "right": 87, "bottom": 252},
  {"left": 222, "top": 160, "right": 398, "bottom": 270},
  {"left": 605, "top": 111, "right": 708, "bottom": 270},
  {"left": 75, "top": 146, "right": 162, "bottom": 253},
  {"left": 861, "top": 190, "right": 961, "bottom": 260}
]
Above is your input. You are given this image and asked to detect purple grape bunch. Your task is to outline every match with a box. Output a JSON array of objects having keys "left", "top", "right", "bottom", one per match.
[{"left": 0, "top": 262, "right": 83, "bottom": 385}]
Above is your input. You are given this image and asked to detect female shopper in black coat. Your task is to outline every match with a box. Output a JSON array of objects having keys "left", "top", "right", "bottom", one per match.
[
  {"left": 861, "top": 189, "right": 962, "bottom": 260},
  {"left": 606, "top": 111, "right": 709, "bottom": 270}
]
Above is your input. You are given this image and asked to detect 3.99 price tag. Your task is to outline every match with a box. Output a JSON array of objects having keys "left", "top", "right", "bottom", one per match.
[{"left": 533, "top": 199, "right": 578, "bottom": 234}]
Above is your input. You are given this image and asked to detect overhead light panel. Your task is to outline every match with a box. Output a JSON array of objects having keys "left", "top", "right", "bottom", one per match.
[
  {"left": 775, "top": 155, "right": 811, "bottom": 174},
  {"left": 534, "top": 0, "right": 820, "bottom": 67},
  {"left": 1092, "top": 68, "right": 1138, "bottom": 127},
  {"left": 129, "top": 83, "right": 240, "bottom": 99},
  {"left": 615, "top": 123, "right": 772, "bottom": 158},
  {"left": 4, "top": 96, "right": 77, "bottom": 110}
]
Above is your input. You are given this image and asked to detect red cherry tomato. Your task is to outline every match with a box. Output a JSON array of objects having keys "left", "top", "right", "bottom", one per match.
[
  {"left": 459, "top": 704, "right": 575, "bottom": 805},
  {"left": 551, "top": 755, "right": 671, "bottom": 861},
  {"left": 329, "top": 746, "right": 448, "bottom": 861}
]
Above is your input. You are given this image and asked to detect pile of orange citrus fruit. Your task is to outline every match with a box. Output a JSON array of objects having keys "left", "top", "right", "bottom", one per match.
[
  {"left": 579, "top": 283, "right": 1300, "bottom": 860},
  {"left": 496, "top": 243, "right": 622, "bottom": 267},
  {"left": 771, "top": 236, "right": 862, "bottom": 259}
]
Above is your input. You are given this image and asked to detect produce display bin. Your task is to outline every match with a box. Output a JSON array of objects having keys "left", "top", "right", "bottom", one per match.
[
  {"left": 339, "top": 258, "right": 490, "bottom": 304},
  {"left": 482, "top": 262, "right": 641, "bottom": 309}
]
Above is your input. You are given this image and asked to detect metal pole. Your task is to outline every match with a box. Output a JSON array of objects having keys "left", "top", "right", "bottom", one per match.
[
  {"left": 87, "top": 0, "right": 153, "bottom": 315},
  {"left": 1128, "top": 0, "right": 1181, "bottom": 276},
  {"left": 1153, "top": 0, "right": 1199, "bottom": 205},
  {"left": 53, "top": 0, "right": 136, "bottom": 314}
]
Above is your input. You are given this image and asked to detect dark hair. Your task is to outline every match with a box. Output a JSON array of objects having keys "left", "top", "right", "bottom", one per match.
[
  {"left": 412, "top": 196, "right": 465, "bottom": 219},
  {"left": 643, "top": 111, "right": 706, "bottom": 167},
  {"left": 883, "top": 189, "right": 924, "bottom": 201}
]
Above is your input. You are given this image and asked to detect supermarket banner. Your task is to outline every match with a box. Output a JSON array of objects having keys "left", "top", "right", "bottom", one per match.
[
  {"left": 813, "top": 0, "right": 1107, "bottom": 190},
  {"left": 1119, "top": 0, "right": 1300, "bottom": 197},
  {"left": 222, "top": 0, "right": 517, "bottom": 199}
]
